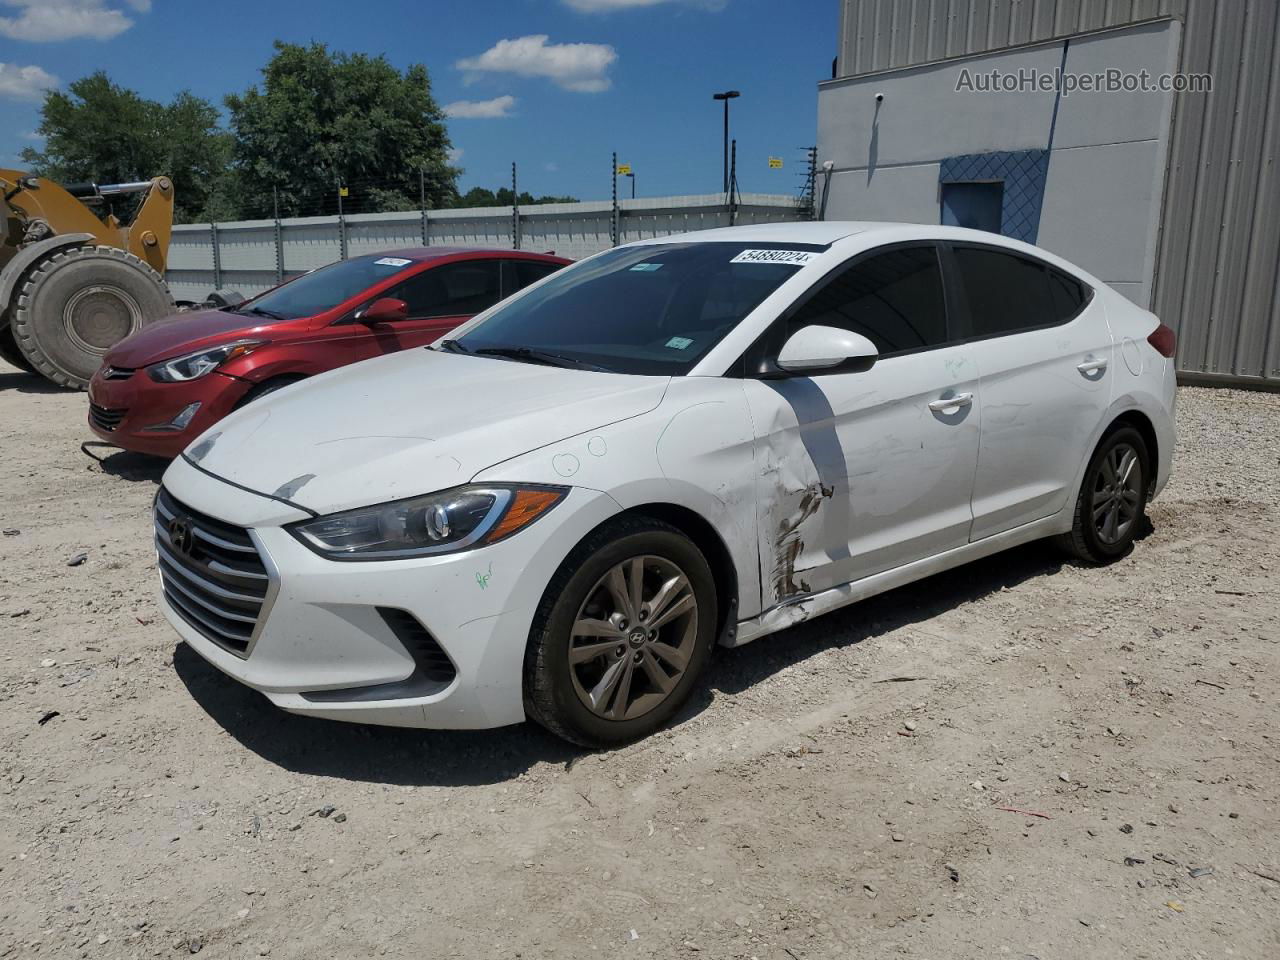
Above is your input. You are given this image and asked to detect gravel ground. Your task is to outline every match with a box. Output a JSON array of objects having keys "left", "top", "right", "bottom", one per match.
[{"left": 1, "top": 360, "right": 1278, "bottom": 960}]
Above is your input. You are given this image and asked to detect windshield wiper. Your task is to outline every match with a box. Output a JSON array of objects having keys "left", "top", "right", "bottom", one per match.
[
  {"left": 236, "top": 305, "right": 289, "bottom": 322},
  {"left": 470, "top": 346, "right": 613, "bottom": 372},
  {"left": 436, "top": 339, "right": 470, "bottom": 354}
]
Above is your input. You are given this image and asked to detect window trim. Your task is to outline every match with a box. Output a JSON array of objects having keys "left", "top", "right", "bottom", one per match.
[
  {"left": 735, "top": 240, "right": 962, "bottom": 378},
  {"left": 941, "top": 241, "right": 1095, "bottom": 345}
]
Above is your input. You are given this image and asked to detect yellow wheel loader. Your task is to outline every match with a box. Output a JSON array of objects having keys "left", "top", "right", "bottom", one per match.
[{"left": 0, "top": 171, "right": 180, "bottom": 389}]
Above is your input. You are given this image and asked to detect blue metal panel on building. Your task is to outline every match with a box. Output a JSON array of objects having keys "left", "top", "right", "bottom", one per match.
[{"left": 939, "top": 150, "right": 1050, "bottom": 243}]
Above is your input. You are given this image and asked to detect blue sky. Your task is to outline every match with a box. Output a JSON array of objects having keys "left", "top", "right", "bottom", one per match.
[{"left": 1, "top": 0, "right": 836, "bottom": 202}]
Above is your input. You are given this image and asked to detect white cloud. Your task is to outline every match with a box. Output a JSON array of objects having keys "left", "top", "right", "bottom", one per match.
[
  {"left": 544, "top": 161, "right": 559, "bottom": 172},
  {"left": 447, "top": 147, "right": 464, "bottom": 164},
  {"left": 457, "top": 35, "right": 617, "bottom": 93},
  {"left": 22, "top": 129, "right": 44, "bottom": 140},
  {"left": 0, "top": 62, "right": 58, "bottom": 101},
  {"left": 563, "top": 0, "right": 726, "bottom": 11},
  {"left": 443, "top": 94, "right": 517, "bottom": 119},
  {"left": 0, "top": 1, "right": 140, "bottom": 43}
]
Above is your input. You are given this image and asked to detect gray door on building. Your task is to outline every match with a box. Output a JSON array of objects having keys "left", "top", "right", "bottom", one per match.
[{"left": 941, "top": 182, "right": 1003, "bottom": 234}]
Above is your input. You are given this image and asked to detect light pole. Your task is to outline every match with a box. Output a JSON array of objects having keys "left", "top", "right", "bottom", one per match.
[
  {"left": 712, "top": 90, "right": 740, "bottom": 194},
  {"left": 624, "top": 171, "right": 635, "bottom": 198}
]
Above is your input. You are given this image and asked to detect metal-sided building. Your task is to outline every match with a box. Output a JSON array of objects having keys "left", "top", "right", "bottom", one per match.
[{"left": 817, "top": 0, "right": 1280, "bottom": 387}]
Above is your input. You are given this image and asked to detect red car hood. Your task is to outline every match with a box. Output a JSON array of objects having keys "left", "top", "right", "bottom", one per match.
[{"left": 104, "top": 309, "right": 283, "bottom": 368}]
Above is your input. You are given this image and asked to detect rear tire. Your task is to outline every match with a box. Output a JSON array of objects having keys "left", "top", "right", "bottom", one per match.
[
  {"left": 523, "top": 516, "right": 718, "bottom": 748},
  {"left": 1056, "top": 425, "right": 1150, "bottom": 564},
  {"left": 11, "top": 245, "right": 175, "bottom": 389}
]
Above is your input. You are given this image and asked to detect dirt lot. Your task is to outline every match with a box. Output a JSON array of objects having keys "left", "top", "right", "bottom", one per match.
[{"left": 1, "top": 357, "right": 1278, "bottom": 960}]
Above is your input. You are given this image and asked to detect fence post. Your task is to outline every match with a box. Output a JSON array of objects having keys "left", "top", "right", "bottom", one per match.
[
  {"left": 336, "top": 181, "right": 348, "bottom": 260},
  {"left": 272, "top": 186, "right": 283, "bottom": 283},
  {"left": 209, "top": 222, "right": 222, "bottom": 290},
  {"left": 419, "top": 169, "right": 429, "bottom": 245},
  {"left": 611, "top": 152, "right": 619, "bottom": 247},
  {"left": 729, "top": 139, "right": 739, "bottom": 227},
  {"left": 512, "top": 162, "right": 521, "bottom": 250}
]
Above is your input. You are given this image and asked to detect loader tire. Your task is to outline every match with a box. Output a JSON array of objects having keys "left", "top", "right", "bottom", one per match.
[
  {"left": 11, "top": 245, "right": 175, "bottom": 390},
  {"left": 0, "top": 312, "right": 36, "bottom": 373}
]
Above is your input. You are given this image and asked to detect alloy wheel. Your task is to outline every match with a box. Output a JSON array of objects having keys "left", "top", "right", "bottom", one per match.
[
  {"left": 1092, "top": 441, "right": 1143, "bottom": 545},
  {"left": 568, "top": 555, "right": 698, "bottom": 722}
]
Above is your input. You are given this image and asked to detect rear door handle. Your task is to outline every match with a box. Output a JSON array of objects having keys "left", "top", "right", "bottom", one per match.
[
  {"left": 1077, "top": 357, "right": 1108, "bottom": 374},
  {"left": 928, "top": 392, "right": 973, "bottom": 412}
]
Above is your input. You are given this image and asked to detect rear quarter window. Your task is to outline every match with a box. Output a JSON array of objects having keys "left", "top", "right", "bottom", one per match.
[{"left": 953, "top": 246, "right": 1059, "bottom": 339}]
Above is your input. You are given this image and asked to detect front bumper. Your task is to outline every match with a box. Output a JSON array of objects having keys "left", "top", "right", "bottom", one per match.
[
  {"left": 87, "top": 368, "right": 250, "bottom": 458},
  {"left": 157, "top": 456, "right": 620, "bottom": 729}
]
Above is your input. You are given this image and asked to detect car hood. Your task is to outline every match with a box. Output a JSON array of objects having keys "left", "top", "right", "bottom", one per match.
[
  {"left": 105, "top": 309, "right": 279, "bottom": 368},
  {"left": 184, "top": 348, "right": 669, "bottom": 514}
]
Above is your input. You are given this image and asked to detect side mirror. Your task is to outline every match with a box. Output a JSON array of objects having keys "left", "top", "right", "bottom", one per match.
[
  {"left": 775, "top": 324, "right": 879, "bottom": 374},
  {"left": 359, "top": 297, "right": 409, "bottom": 323}
]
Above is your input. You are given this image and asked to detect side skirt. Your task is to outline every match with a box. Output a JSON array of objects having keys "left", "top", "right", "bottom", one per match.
[{"left": 726, "top": 512, "right": 1065, "bottom": 647}]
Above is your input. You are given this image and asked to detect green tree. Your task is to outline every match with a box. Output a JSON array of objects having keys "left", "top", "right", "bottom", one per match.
[
  {"left": 20, "top": 72, "right": 232, "bottom": 223},
  {"left": 450, "top": 186, "right": 578, "bottom": 208},
  {"left": 226, "top": 41, "right": 458, "bottom": 218}
]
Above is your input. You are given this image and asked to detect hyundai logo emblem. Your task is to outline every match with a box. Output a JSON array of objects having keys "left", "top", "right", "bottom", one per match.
[{"left": 169, "top": 516, "right": 194, "bottom": 555}]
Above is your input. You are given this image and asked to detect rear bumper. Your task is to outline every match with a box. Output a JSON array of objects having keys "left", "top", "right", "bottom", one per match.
[{"left": 87, "top": 369, "right": 250, "bottom": 458}]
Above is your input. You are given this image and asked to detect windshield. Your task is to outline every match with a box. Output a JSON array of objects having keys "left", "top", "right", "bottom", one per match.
[
  {"left": 454, "top": 242, "right": 818, "bottom": 375},
  {"left": 236, "top": 254, "right": 418, "bottom": 320}
]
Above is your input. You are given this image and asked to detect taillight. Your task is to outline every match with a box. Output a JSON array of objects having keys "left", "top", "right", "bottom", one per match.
[{"left": 1147, "top": 323, "right": 1176, "bottom": 358}]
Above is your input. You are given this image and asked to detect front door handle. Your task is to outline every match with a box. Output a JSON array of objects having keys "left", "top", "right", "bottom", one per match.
[
  {"left": 928, "top": 392, "right": 973, "bottom": 413},
  {"left": 1077, "top": 357, "right": 1108, "bottom": 374}
]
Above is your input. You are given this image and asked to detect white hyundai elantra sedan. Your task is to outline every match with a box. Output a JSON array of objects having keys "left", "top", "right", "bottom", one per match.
[{"left": 155, "top": 222, "right": 1176, "bottom": 746}]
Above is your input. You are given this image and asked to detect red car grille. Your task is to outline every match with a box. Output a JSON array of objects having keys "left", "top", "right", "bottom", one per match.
[{"left": 88, "top": 403, "right": 127, "bottom": 432}]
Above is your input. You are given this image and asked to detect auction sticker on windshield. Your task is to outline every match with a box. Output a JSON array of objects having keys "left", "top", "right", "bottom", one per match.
[
  {"left": 374, "top": 257, "right": 412, "bottom": 267},
  {"left": 730, "top": 249, "right": 819, "bottom": 265}
]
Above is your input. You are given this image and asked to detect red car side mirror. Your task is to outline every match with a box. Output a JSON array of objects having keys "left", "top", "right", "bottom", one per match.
[{"left": 360, "top": 297, "right": 409, "bottom": 323}]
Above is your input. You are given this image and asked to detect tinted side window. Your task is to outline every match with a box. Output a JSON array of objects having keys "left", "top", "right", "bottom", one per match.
[
  {"left": 390, "top": 260, "right": 501, "bottom": 318},
  {"left": 1048, "top": 267, "right": 1088, "bottom": 323},
  {"left": 787, "top": 245, "right": 948, "bottom": 355},
  {"left": 953, "top": 247, "right": 1057, "bottom": 338},
  {"left": 512, "top": 259, "right": 564, "bottom": 290}
]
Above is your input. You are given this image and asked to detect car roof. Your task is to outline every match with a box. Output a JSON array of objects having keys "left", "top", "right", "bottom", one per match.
[
  {"left": 627, "top": 221, "right": 884, "bottom": 247},
  {"left": 363, "top": 247, "right": 568, "bottom": 263},
  {"left": 627, "top": 221, "right": 1049, "bottom": 249}
]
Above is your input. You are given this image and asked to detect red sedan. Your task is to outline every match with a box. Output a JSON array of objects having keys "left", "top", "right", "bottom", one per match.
[{"left": 87, "top": 247, "right": 569, "bottom": 458}]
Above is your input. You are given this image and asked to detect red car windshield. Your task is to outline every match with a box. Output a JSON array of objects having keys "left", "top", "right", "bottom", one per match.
[{"left": 235, "top": 255, "right": 418, "bottom": 321}]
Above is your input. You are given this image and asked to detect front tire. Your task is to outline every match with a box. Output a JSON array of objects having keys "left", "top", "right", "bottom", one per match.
[
  {"left": 0, "top": 314, "right": 36, "bottom": 373},
  {"left": 1057, "top": 425, "right": 1150, "bottom": 564},
  {"left": 523, "top": 517, "right": 718, "bottom": 747},
  {"left": 11, "top": 245, "right": 175, "bottom": 389}
]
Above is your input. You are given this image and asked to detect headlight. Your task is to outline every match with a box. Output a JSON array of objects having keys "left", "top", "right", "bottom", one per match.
[
  {"left": 288, "top": 484, "right": 567, "bottom": 560},
  {"left": 148, "top": 339, "right": 267, "bottom": 382}
]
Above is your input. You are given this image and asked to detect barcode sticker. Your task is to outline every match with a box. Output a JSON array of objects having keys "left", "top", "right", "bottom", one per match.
[{"left": 730, "top": 249, "right": 818, "bottom": 266}]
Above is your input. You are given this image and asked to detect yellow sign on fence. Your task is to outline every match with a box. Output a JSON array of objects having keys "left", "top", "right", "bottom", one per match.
[
  {"left": 767, "top": 157, "right": 784, "bottom": 169},
  {"left": 339, "top": 186, "right": 350, "bottom": 197},
  {"left": 616, "top": 164, "right": 632, "bottom": 175}
]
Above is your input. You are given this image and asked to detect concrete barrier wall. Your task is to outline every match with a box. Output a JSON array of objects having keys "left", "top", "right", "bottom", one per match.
[{"left": 167, "top": 193, "right": 802, "bottom": 303}]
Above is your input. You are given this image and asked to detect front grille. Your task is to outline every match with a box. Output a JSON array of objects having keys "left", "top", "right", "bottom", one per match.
[
  {"left": 154, "top": 488, "right": 270, "bottom": 657},
  {"left": 102, "top": 366, "right": 136, "bottom": 381},
  {"left": 88, "top": 402, "right": 127, "bottom": 432}
]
